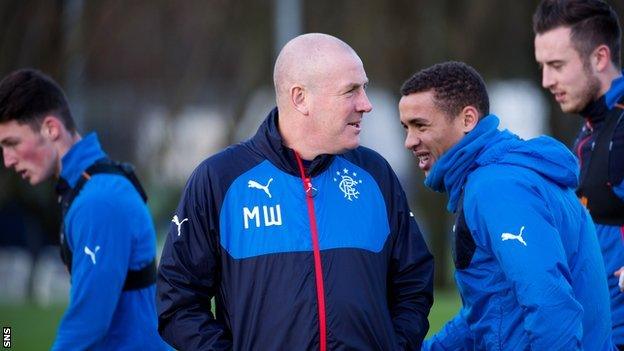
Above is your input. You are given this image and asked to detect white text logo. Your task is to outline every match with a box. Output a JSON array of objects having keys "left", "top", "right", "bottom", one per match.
[{"left": 243, "top": 205, "right": 282, "bottom": 229}]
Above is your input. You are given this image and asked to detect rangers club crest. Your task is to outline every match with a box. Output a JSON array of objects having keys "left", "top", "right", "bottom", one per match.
[{"left": 333, "top": 168, "right": 362, "bottom": 201}]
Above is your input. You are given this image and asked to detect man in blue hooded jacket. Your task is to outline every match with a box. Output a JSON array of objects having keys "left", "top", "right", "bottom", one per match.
[
  {"left": 399, "top": 61, "right": 613, "bottom": 350},
  {"left": 0, "top": 69, "right": 169, "bottom": 350},
  {"left": 534, "top": 1, "right": 624, "bottom": 347}
]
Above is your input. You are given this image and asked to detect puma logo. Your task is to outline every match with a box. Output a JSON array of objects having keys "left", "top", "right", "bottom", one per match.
[
  {"left": 84, "top": 245, "right": 101, "bottom": 264},
  {"left": 172, "top": 215, "right": 189, "bottom": 236},
  {"left": 501, "top": 226, "right": 527, "bottom": 246},
  {"left": 248, "top": 178, "right": 273, "bottom": 198}
]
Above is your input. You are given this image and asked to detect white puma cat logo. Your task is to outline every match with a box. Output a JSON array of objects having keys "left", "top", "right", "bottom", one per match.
[
  {"left": 501, "top": 226, "right": 527, "bottom": 246},
  {"left": 84, "top": 245, "right": 101, "bottom": 264},
  {"left": 248, "top": 178, "right": 274, "bottom": 198},
  {"left": 172, "top": 215, "right": 189, "bottom": 236}
]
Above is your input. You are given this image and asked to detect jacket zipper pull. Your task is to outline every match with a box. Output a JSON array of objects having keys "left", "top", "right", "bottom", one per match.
[{"left": 304, "top": 177, "right": 318, "bottom": 197}]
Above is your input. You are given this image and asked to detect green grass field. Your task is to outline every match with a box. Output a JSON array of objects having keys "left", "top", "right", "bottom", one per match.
[
  {"left": 0, "top": 304, "right": 65, "bottom": 351},
  {"left": 0, "top": 289, "right": 460, "bottom": 349},
  {"left": 427, "top": 289, "right": 461, "bottom": 337}
]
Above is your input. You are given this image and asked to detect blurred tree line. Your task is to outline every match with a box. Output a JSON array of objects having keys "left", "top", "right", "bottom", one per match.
[{"left": 1, "top": 0, "right": 623, "bottom": 288}]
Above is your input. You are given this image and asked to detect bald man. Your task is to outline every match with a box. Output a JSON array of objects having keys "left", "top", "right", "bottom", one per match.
[{"left": 157, "top": 33, "right": 434, "bottom": 350}]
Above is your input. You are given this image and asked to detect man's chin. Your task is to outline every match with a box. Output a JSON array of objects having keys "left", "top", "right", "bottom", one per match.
[
  {"left": 559, "top": 93, "right": 596, "bottom": 114},
  {"left": 339, "top": 141, "right": 360, "bottom": 153},
  {"left": 27, "top": 176, "right": 43, "bottom": 186},
  {"left": 560, "top": 102, "right": 581, "bottom": 114}
]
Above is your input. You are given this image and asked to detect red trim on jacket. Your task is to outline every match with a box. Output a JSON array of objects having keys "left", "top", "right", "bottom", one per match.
[{"left": 294, "top": 151, "right": 327, "bottom": 351}]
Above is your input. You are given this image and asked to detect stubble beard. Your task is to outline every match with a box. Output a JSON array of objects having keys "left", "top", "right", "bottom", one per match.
[{"left": 565, "top": 65, "right": 601, "bottom": 114}]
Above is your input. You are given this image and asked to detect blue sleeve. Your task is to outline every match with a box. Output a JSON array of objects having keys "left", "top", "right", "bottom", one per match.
[
  {"left": 388, "top": 180, "right": 434, "bottom": 349},
  {"left": 423, "top": 308, "right": 473, "bottom": 351},
  {"left": 51, "top": 194, "right": 131, "bottom": 350},
  {"left": 464, "top": 176, "right": 583, "bottom": 350},
  {"left": 156, "top": 167, "right": 232, "bottom": 350}
]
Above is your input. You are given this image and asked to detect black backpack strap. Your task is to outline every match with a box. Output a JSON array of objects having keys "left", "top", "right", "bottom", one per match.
[
  {"left": 55, "top": 158, "right": 156, "bottom": 290},
  {"left": 123, "top": 259, "right": 157, "bottom": 291},
  {"left": 84, "top": 160, "right": 148, "bottom": 202}
]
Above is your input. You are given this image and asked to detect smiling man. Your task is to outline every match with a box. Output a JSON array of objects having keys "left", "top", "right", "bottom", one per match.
[
  {"left": 0, "top": 69, "right": 168, "bottom": 350},
  {"left": 533, "top": 1, "right": 624, "bottom": 347},
  {"left": 399, "top": 61, "right": 613, "bottom": 350},
  {"left": 157, "top": 33, "right": 434, "bottom": 350}
]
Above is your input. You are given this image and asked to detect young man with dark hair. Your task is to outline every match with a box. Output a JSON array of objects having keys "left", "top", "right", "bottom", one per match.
[
  {"left": 157, "top": 33, "right": 434, "bottom": 350},
  {"left": 400, "top": 61, "right": 613, "bottom": 350},
  {"left": 0, "top": 69, "right": 169, "bottom": 350},
  {"left": 534, "top": 0, "right": 624, "bottom": 347}
]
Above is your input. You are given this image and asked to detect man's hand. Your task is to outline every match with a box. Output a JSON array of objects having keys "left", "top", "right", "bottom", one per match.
[{"left": 614, "top": 267, "right": 624, "bottom": 292}]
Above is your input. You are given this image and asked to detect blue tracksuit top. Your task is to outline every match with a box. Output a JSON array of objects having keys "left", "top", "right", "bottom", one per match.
[
  {"left": 52, "top": 133, "right": 169, "bottom": 350},
  {"left": 157, "top": 108, "right": 434, "bottom": 350},
  {"left": 576, "top": 74, "right": 624, "bottom": 346},
  {"left": 422, "top": 116, "right": 613, "bottom": 350}
]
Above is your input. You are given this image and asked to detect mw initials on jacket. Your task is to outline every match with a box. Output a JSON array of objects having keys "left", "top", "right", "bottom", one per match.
[{"left": 243, "top": 205, "right": 283, "bottom": 229}]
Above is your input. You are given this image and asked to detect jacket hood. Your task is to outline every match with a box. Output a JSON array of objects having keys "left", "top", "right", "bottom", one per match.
[
  {"left": 482, "top": 134, "right": 579, "bottom": 189},
  {"left": 426, "top": 115, "right": 578, "bottom": 212}
]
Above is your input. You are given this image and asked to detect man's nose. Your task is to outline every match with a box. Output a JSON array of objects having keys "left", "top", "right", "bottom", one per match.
[
  {"left": 542, "top": 67, "right": 555, "bottom": 89},
  {"left": 404, "top": 131, "right": 420, "bottom": 150},
  {"left": 358, "top": 90, "right": 373, "bottom": 113},
  {"left": 2, "top": 149, "right": 16, "bottom": 168}
]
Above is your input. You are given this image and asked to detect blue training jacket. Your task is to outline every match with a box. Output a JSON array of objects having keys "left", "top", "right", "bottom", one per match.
[
  {"left": 52, "top": 133, "right": 169, "bottom": 350},
  {"left": 157, "top": 108, "right": 434, "bottom": 350},
  {"left": 577, "top": 74, "right": 624, "bottom": 346},
  {"left": 423, "top": 116, "right": 613, "bottom": 350}
]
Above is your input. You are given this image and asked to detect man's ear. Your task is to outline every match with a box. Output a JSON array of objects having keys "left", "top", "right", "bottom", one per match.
[
  {"left": 460, "top": 106, "right": 479, "bottom": 133},
  {"left": 592, "top": 44, "right": 613, "bottom": 72},
  {"left": 40, "top": 115, "right": 64, "bottom": 141},
  {"left": 291, "top": 85, "right": 309, "bottom": 115}
]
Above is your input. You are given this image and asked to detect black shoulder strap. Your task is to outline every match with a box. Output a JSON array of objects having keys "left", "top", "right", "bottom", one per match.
[
  {"left": 58, "top": 159, "right": 148, "bottom": 217},
  {"left": 82, "top": 160, "right": 148, "bottom": 202},
  {"left": 123, "top": 259, "right": 157, "bottom": 291},
  {"left": 56, "top": 158, "right": 156, "bottom": 291}
]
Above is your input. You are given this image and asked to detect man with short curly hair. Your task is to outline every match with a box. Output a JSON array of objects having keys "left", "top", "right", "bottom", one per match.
[{"left": 399, "top": 61, "right": 613, "bottom": 350}]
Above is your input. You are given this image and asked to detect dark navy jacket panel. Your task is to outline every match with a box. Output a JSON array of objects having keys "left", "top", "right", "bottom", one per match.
[
  {"left": 157, "top": 145, "right": 264, "bottom": 350},
  {"left": 341, "top": 147, "right": 434, "bottom": 348},
  {"left": 219, "top": 246, "right": 402, "bottom": 350}
]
